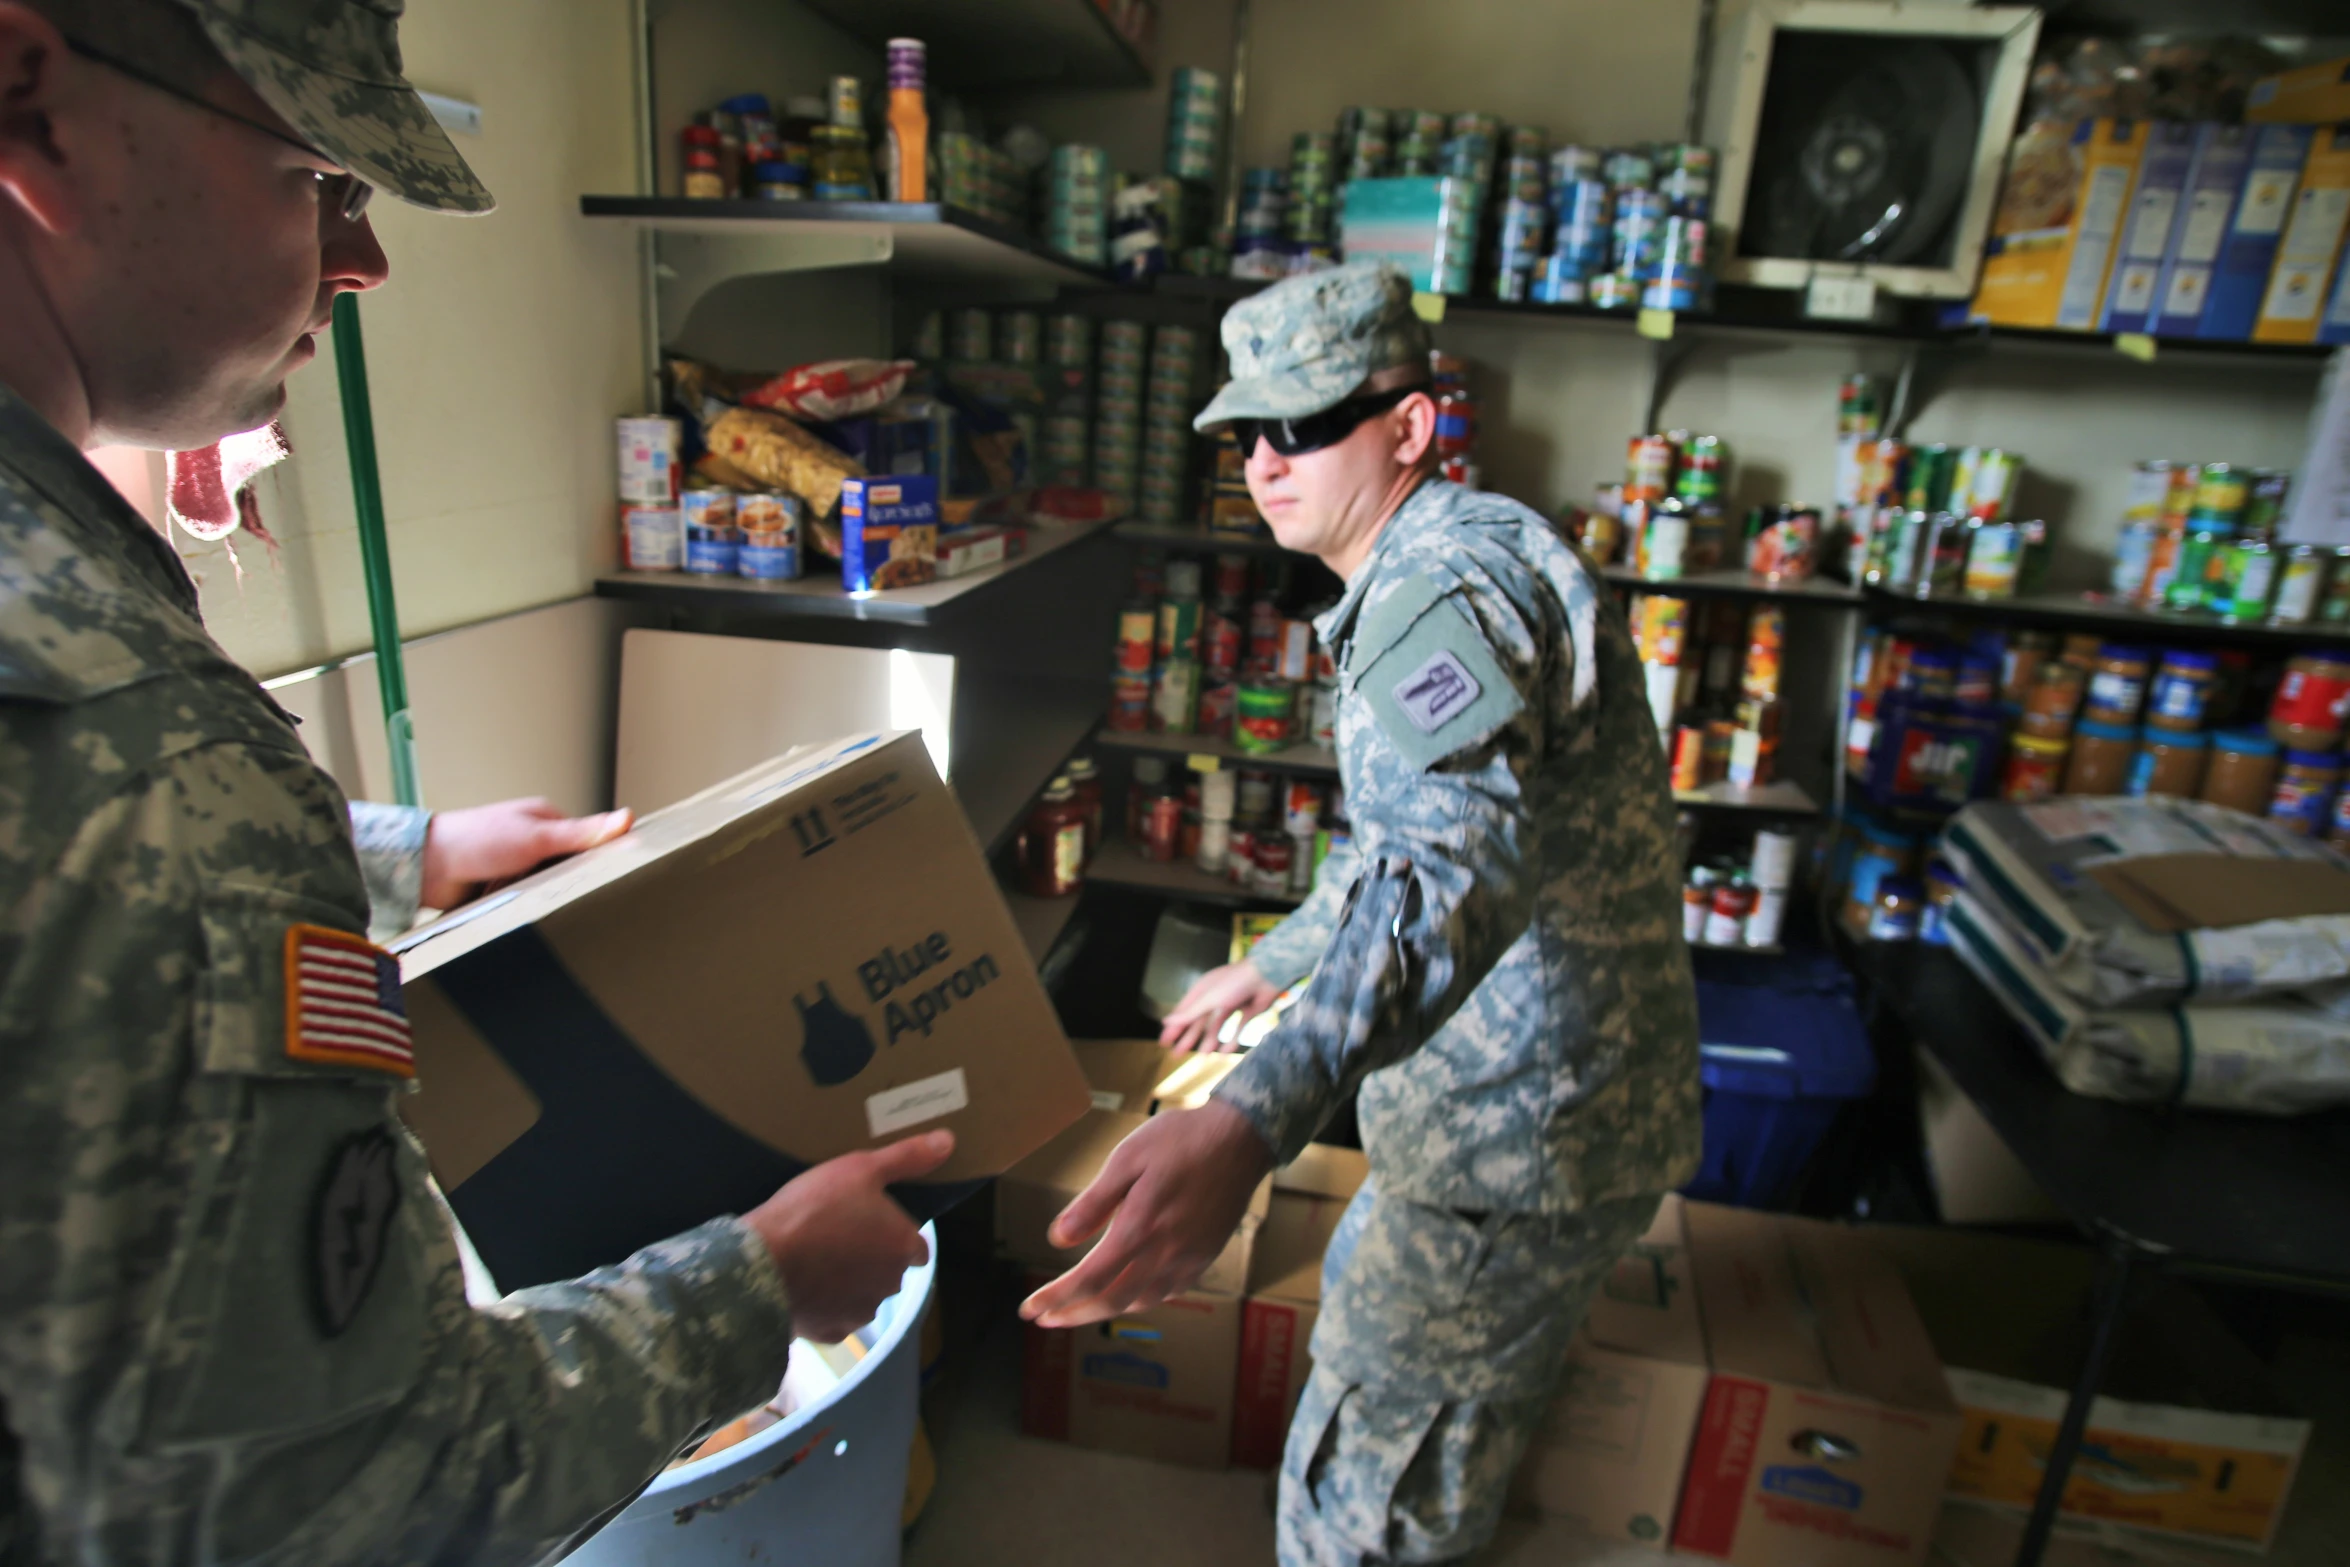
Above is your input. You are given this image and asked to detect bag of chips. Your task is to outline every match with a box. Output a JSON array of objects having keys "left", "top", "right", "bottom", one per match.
[{"left": 743, "top": 359, "right": 917, "bottom": 422}]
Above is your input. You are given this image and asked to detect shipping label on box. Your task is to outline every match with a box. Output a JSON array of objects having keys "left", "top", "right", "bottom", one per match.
[
  {"left": 1022, "top": 1280, "right": 1243, "bottom": 1469},
  {"left": 396, "top": 732, "right": 1090, "bottom": 1290},
  {"left": 1671, "top": 1206, "right": 1961, "bottom": 1567},
  {"left": 1512, "top": 1195, "right": 1711, "bottom": 1549},
  {"left": 1972, "top": 119, "right": 2148, "bottom": 331},
  {"left": 1231, "top": 1144, "right": 1370, "bottom": 1469},
  {"left": 841, "top": 474, "right": 939, "bottom": 593}
]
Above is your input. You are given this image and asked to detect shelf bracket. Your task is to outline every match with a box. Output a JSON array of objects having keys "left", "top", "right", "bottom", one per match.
[
  {"left": 1885, "top": 337, "right": 1982, "bottom": 436},
  {"left": 1644, "top": 336, "right": 1702, "bottom": 432},
  {"left": 651, "top": 226, "right": 897, "bottom": 341}
]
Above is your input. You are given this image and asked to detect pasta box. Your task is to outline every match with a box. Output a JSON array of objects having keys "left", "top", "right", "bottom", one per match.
[
  {"left": 394, "top": 731, "right": 1090, "bottom": 1291},
  {"left": 841, "top": 474, "right": 939, "bottom": 594}
]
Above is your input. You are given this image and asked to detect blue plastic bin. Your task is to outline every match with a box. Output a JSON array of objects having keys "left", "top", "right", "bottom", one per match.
[
  {"left": 1682, "top": 950, "right": 1877, "bottom": 1208},
  {"left": 566, "top": 1226, "right": 936, "bottom": 1567}
]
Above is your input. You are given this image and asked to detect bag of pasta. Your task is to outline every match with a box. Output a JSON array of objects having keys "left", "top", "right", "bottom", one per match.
[{"left": 703, "top": 404, "right": 864, "bottom": 521}]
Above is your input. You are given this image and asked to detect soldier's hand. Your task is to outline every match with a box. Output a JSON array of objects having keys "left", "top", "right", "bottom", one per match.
[
  {"left": 1018, "top": 1102, "right": 1273, "bottom": 1329},
  {"left": 1159, "top": 961, "right": 1282, "bottom": 1054},
  {"left": 421, "top": 798, "right": 634, "bottom": 910},
  {"left": 744, "top": 1130, "right": 952, "bottom": 1343}
]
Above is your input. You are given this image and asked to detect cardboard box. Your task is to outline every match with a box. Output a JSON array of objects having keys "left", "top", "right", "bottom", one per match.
[
  {"left": 2254, "top": 125, "right": 2350, "bottom": 343},
  {"left": 1971, "top": 119, "right": 2148, "bottom": 331},
  {"left": 1870, "top": 1227, "right": 2311, "bottom": 1552},
  {"left": 2151, "top": 126, "right": 2258, "bottom": 337},
  {"left": 1511, "top": 1195, "right": 1712, "bottom": 1549},
  {"left": 2323, "top": 240, "right": 2350, "bottom": 345},
  {"left": 840, "top": 474, "right": 939, "bottom": 593},
  {"left": 1021, "top": 1279, "right": 1243, "bottom": 1469},
  {"left": 2098, "top": 121, "right": 2204, "bottom": 335},
  {"left": 2199, "top": 124, "right": 2315, "bottom": 341},
  {"left": 994, "top": 1041, "right": 1266, "bottom": 1298},
  {"left": 2246, "top": 54, "right": 2350, "bottom": 126},
  {"left": 1231, "top": 1144, "right": 1371, "bottom": 1469},
  {"left": 396, "top": 732, "right": 1090, "bottom": 1291},
  {"left": 1671, "top": 1206, "right": 1962, "bottom": 1567}
]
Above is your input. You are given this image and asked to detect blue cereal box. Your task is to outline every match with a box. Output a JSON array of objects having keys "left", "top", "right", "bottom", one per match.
[{"left": 841, "top": 474, "right": 939, "bottom": 594}]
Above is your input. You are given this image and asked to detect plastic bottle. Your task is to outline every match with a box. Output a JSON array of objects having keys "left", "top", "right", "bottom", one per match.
[{"left": 885, "top": 38, "right": 929, "bottom": 203}]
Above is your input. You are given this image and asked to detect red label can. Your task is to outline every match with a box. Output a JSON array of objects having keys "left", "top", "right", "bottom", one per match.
[{"left": 1107, "top": 675, "right": 1152, "bottom": 732}]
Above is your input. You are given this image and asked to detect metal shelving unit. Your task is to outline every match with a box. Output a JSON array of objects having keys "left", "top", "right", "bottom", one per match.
[
  {"left": 1086, "top": 837, "right": 1304, "bottom": 910},
  {"left": 1861, "top": 584, "right": 2350, "bottom": 650},
  {"left": 1093, "top": 725, "right": 1339, "bottom": 778},
  {"left": 1674, "top": 779, "right": 1820, "bottom": 817},
  {"left": 1603, "top": 565, "right": 1864, "bottom": 607}
]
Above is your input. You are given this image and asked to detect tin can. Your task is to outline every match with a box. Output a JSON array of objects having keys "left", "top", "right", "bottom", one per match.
[
  {"left": 1742, "top": 606, "right": 1785, "bottom": 703},
  {"left": 2245, "top": 469, "right": 2292, "bottom": 536},
  {"left": 735, "top": 492, "right": 803, "bottom": 580},
  {"left": 1108, "top": 675, "right": 1152, "bottom": 732},
  {"left": 1589, "top": 273, "right": 1639, "bottom": 310},
  {"left": 1747, "top": 505, "right": 1817, "bottom": 582},
  {"left": 1919, "top": 512, "right": 1969, "bottom": 598},
  {"left": 1905, "top": 445, "right": 1957, "bottom": 515},
  {"left": 2190, "top": 463, "right": 2248, "bottom": 529},
  {"left": 2273, "top": 545, "right": 2328, "bottom": 624},
  {"left": 680, "top": 487, "right": 735, "bottom": 531},
  {"left": 2158, "top": 462, "right": 2202, "bottom": 532},
  {"left": 1195, "top": 680, "right": 1237, "bottom": 736},
  {"left": 1838, "top": 375, "right": 1879, "bottom": 439},
  {"left": 2164, "top": 530, "right": 2224, "bottom": 613},
  {"left": 2216, "top": 539, "right": 2277, "bottom": 624},
  {"left": 1967, "top": 449, "right": 2023, "bottom": 521},
  {"left": 1252, "top": 836, "right": 1294, "bottom": 899},
  {"left": 1114, "top": 604, "right": 1156, "bottom": 672},
  {"left": 622, "top": 504, "right": 681, "bottom": 571},
  {"left": 827, "top": 74, "right": 861, "bottom": 128},
  {"left": 1637, "top": 593, "right": 1689, "bottom": 665},
  {"left": 1151, "top": 658, "right": 1200, "bottom": 734},
  {"left": 1273, "top": 619, "right": 1314, "bottom": 682},
  {"left": 1704, "top": 880, "right": 1757, "bottom": 948},
  {"left": 950, "top": 307, "right": 992, "bottom": 362},
  {"left": 1963, "top": 518, "right": 2022, "bottom": 601},
  {"left": 2122, "top": 460, "right": 2174, "bottom": 527},
  {"left": 1670, "top": 725, "right": 1705, "bottom": 791},
  {"left": 615, "top": 416, "right": 682, "bottom": 504},
  {"left": 1225, "top": 825, "right": 1257, "bottom": 885},
  {"left": 1640, "top": 505, "right": 1689, "bottom": 581},
  {"left": 1141, "top": 789, "right": 1183, "bottom": 863},
  {"left": 1202, "top": 609, "right": 1244, "bottom": 677},
  {"left": 1626, "top": 433, "right": 1675, "bottom": 502},
  {"left": 1234, "top": 680, "right": 1293, "bottom": 754},
  {"left": 1884, "top": 510, "right": 1931, "bottom": 592},
  {"left": 681, "top": 521, "right": 738, "bottom": 576},
  {"left": 998, "top": 310, "right": 1041, "bottom": 366},
  {"left": 2323, "top": 548, "right": 2350, "bottom": 624},
  {"left": 2110, "top": 519, "right": 2160, "bottom": 603},
  {"left": 1156, "top": 596, "right": 1201, "bottom": 661},
  {"left": 2140, "top": 526, "right": 2186, "bottom": 608},
  {"left": 1673, "top": 434, "right": 1723, "bottom": 504},
  {"left": 1309, "top": 682, "right": 1337, "bottom": 747}
]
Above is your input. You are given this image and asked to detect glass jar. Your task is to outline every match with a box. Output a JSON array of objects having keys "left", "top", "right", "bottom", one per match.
[
  {"left": 2063, "top": 720, "right": 2138, "bottom": 796},
  {"left": 2128, "top": 729, "right": 2209, "bottom": 799},
  {"left": 2000, "top": 732, "right": 2071, "bottom": 802},
  {"left": 2019, "top": 662, "right": 2087, "bottom": 739},
  {"left": 1867, "top": 878, "right": 1923, "bottom": 942},
  {"left": 2144, "top": 650, "right": 2217, "bottom": 733},
  {"left": 2084, "top": 643, "right": 2153, "bottom": 727},
  {"left": 2202, "top": 730, "right": 2281, "bottom": 816},
  {"left": 1020, "top": 777, "right": 1089, "bottom": 896},
  {"left": 2269, "top": 652, "right": 2350, "bottom": 751},
  {"left": 1843, "top": 824, "right": 1918, "bottom": 937},
  {"left": 1065, "top": 756, "right": 1104, "bottom": 856},
  {"left": 2268, "top": 750, "right": 2342, "bottom": 836}
]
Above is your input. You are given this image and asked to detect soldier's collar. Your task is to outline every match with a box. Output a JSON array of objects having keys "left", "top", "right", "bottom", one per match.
[
  {"left": 0, "top": 382, "right": 201, "bottom": 616},
  {"left": 1316, "top": 474, "right": 1450, "bottom": 648}
]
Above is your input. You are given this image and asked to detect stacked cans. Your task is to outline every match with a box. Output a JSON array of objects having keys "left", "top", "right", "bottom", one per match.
[
  {"left": 1337, "top": 105, "right": 1390, "bottom": 182},
  {"left": 1288, "top": 132, "right": 1337, "bottom": 249},
  {"left": 1232, "top": 167, "right": 1289, "bottom": 280},
  {"left": 1110, "top": 179, "right": 1169, "bottom": 283},
  {"left": 1529, "top": 141, "right": 1716, "bottom": 311},
  {"left": 1092, "top": 320, "right": 1146, "bottom": 507},
  {"left": 1393, "top": 109, "right": 1447, "bottom": 176},
  {"left": 938, "top": 134, "right": 1026, "bottom": 227},
  {"left": 948, "top": 307, "right": 991, "bottom": 363},
  {"left": 1163, "top": 67, "right": 1221, "bottom": 183},
  {"left": 1139, "top": 325, "right": 1200, "bottom": 523},
  {"left": 1046, "top": 143, "right": 1110, "bottom": 264},
  {"left": 1038, "top": 313, "right": 1093, "bottom": 489},
  {"left": 1206, "top": 430, "right": 1263, "bottom": 537}
]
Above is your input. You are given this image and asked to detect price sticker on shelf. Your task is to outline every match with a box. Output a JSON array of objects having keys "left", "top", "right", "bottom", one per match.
[
  {"left": 1804, "top": 275, "right": 1878, "bottom": 321},
  {"left": 1637, "top": 307, "right": 1676, "bottom": 341},
  {"left": 2114, "top": 332, "right": 2159, "bottom": 363},
  {"left": 1411, "top": 291, "right": 1448, "bottom": 324},
  {"left": 1186, "top": 753, "right": 1221, "bottom": 774}
]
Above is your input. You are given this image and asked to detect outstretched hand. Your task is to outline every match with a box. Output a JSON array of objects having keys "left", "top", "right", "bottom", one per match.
[
  {"left": 1158, "top": 961, "right": 1282, "bottom": 1055},
  {"left": 421, "top": 798, "right": 633, "bottom": 910},
  {"left": 745, "top": 1130, "right": 954, "bottom": 1343}
]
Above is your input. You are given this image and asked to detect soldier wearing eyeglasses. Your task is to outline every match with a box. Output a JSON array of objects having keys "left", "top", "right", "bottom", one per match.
[
  {"left": 0, "top": 3, "right": 955, "bottom": 1562},
  {"left": 1024, "top": 263, "right": 1701, "bottom": 1567}
]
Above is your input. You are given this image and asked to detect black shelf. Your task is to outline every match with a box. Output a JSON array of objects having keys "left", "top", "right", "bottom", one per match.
[
  {"left": 952, "top": 670, "right": 1104, "bottom": 856},
  {"left": 1093, "top": 724, "right": 1340, "bottom": 777},
  {"left": 795, "top": 0, "right": 1151, "bottom": 89},
  {"left": 1087, "top": 837, "right": 1305, "bottom": 909},
  {"left": 1114, "top": 522, "right": 1296, "bottom": 559},
  {"left": 1002, "top": 884, "right": 1084, "bottom": 968},
  {"left": 579, "top": 197, "right": 1112, "bottom": 290},
  {"left": 1603, "top": 564, "right": 1864, "bottom": 607},
  {"left": 1156, "top": 274, "right": 2336, "bottom": 366},
  {"left": 1673, "top": 779, "right": 1820, "bottom": 816},
  {"left": 1862, "top": 584, "right": 2350, "bottom": 650},
  {"left": 594, "top": 519, "right": 1112, "bottom": 627}
]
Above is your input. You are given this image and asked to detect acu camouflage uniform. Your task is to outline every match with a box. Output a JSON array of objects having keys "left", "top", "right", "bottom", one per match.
[
  {"left": 1, "top": 6, "right": 793, "bottom": 1563},
  {"left": 1196, "top": 266, "right": 1701, "bottom": 1567}
]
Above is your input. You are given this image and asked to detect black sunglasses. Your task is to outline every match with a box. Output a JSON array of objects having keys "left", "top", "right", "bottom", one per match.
[
  {"left": 65, "top": 37, "right": 373, "bottom": 222},
  {"left": 1230, "top": 383, "right": 1427, "bottom": 460}
]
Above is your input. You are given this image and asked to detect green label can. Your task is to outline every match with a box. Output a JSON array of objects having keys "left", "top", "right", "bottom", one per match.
[
  {"left": 2164, "top": 529, "right": 2224, "bottom": 613},
  {"left": 1962, "top": 518, "right": 2022, "bottom": 600},
  {"left": 1905, "top": 445, "right": 1957, "bottom": 515},
  {"left": 1967, "top": 448, "right": 2024, "bottom": 522},
  {"left": 2216, "top": 539, "right": 2276, "bottom": 624},
  {"left": 1234, "top": 680, "right": 1293, "bottom": 754}
]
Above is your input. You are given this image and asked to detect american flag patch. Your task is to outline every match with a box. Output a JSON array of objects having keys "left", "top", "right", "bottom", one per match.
[{"left": 284, "top": 924, "right": 414, "bottom": 1077}]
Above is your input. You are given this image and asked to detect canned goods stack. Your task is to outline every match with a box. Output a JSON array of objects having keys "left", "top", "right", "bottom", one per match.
[
  {"left": 1149, "top": 760, "right": 1348, "bottom": 897},
  {"left": 1630, "top": 592, "right": 1786, "bottom": 793},
  {"left": 1681, "top": 827, "right": 1800, "bottom": 951},
  {"left": 1037, "top": 313, "right": 1094, "bottom": 489},
  {"left": 1611, "top": 430, "right": 1732, "bottom": 578},
  {"left": 1139, "top": 325, "right": 1201, "bottom": 523},
  {"left": 1393, "top": 109, "right": 1447, "bottom": 177},
  {"left": 1163, "top": 67, "right": 1221, "bottom": 183},
  {"left": 2109, "top": 459, "right": 2306, "bottom": 622},
  {"left": 1288, "top": 132, "right": 1337, "bottom": 250},
  {"left": 1107, "top": 549, "right": 1333, "bottom": 760},
  {"left": 1093, "top": 320, "right": 1147, "bottom": 507},
  {"left": 1337, "top": 105, "right": 1391, "bottom": 183},
  {"left": 1853, "top": 435, "right": 2047, "bottom": 604},
  {"left": 1205, "top": 431, "right": 1265, "bottom": 538},
  {"left": 1110, "top": 179, "right": 1170, "bottom": 283},
  {"left": 1337, "top": 174, "right": 1480, "bottom": 295},
  {"left": 937, "top": 133, "right": 1027, "bottom": 227},
  {"left": 1232, "top": 167, "right": 1290, "bottom": 281},
  {"left": 1528, "top": 140, "right": 1714, "bottom": 309},
  {"left": 1830, "top": 372, "right": 1884, "bottom": 537},
  {"left": 1046, "top": 143, "right": 1110, "bottom": 264},
  {"left": 616, "top": 415, "right": 683, "bottom": 571},
  {"left": 1430, "top": 352, "right": 1479, "bottom": 491}
]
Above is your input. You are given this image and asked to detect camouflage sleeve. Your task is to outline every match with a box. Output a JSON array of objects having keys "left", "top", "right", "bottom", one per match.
[
  {"left": 1214, "top": 569, "right": 1548, "bottom": 1163},
  {"left": 348, "top": 799, "right": 429, "bottom": 943},
  {"left": 0, "top": 741, "right": 795, "bottom": 1567},
  {"left": 1239, "top": 833, "right": 1361, "bottom": 990}
]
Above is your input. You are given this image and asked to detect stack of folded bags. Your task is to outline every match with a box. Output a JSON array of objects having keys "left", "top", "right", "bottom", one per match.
[{"left": 1939, "top": 796, "right": 2350, "bottom": 1113}]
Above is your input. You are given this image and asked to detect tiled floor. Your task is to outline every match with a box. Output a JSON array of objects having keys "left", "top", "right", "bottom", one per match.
[{"left": 903, "top": 1304, "right": 2350, "bottom": 1567}]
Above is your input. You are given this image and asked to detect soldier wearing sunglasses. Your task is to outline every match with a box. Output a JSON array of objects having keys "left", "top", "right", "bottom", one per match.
[
  {"left": 0, "top": 2, "right": 954, "bottom": 1563},
  {"left": 1024, "top": 263, "right": 1700, "bottom": 1567}
]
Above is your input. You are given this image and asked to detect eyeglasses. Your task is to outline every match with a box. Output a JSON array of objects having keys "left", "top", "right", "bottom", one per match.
[
  {"left": 65, "top": 38, "right": 373, "bottom": 222},
  {"left": 1230, "top": 384, "right": 1426, "bottom": 460}
]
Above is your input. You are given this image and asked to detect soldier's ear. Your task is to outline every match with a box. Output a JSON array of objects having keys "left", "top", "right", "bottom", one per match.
[
  {"left": 1392, "top": 391, "right": 1438, "bottom": 469},
  {"left": 0, "top": 7, "right": 84, "bottom": 238}
]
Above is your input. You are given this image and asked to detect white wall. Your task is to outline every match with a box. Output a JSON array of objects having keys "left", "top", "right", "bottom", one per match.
[
  {"left": 1238, "top": 0, "right": 2329, "bottom": 588},
  {"left": 179, "top": 0, "right": 647, "bottom": 680}
]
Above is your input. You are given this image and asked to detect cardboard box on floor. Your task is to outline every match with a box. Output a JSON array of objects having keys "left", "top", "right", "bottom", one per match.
[
  {"left": 1870, "top": 1226, "right": 2310, "bottom": 1552},
  {"left": 1510, "top": 1194, "right": 1711, "bottom": 1549},
  {"left": 1672, "top": 1204, "right": 1963, "bottom": 1567},
  {"left": 395, "top": 731, "right": 1091, "bottom": 1291},
  {"left": 1231, "top": 1143, "right": 1372, "bottom": 1469}
]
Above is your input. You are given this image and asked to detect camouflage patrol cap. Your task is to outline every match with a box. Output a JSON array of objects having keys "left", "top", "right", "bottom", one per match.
[
  {"left": 174, "top": 0, "right": 493, "bottom": 214},
  {"left": 1193, "top": 262, "right": 1431, "bottom": 433}
]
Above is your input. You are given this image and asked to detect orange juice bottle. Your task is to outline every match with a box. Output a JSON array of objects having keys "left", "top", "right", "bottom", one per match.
[{"left": 886, "top": 38, "right": 929, "bottom": 203}]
